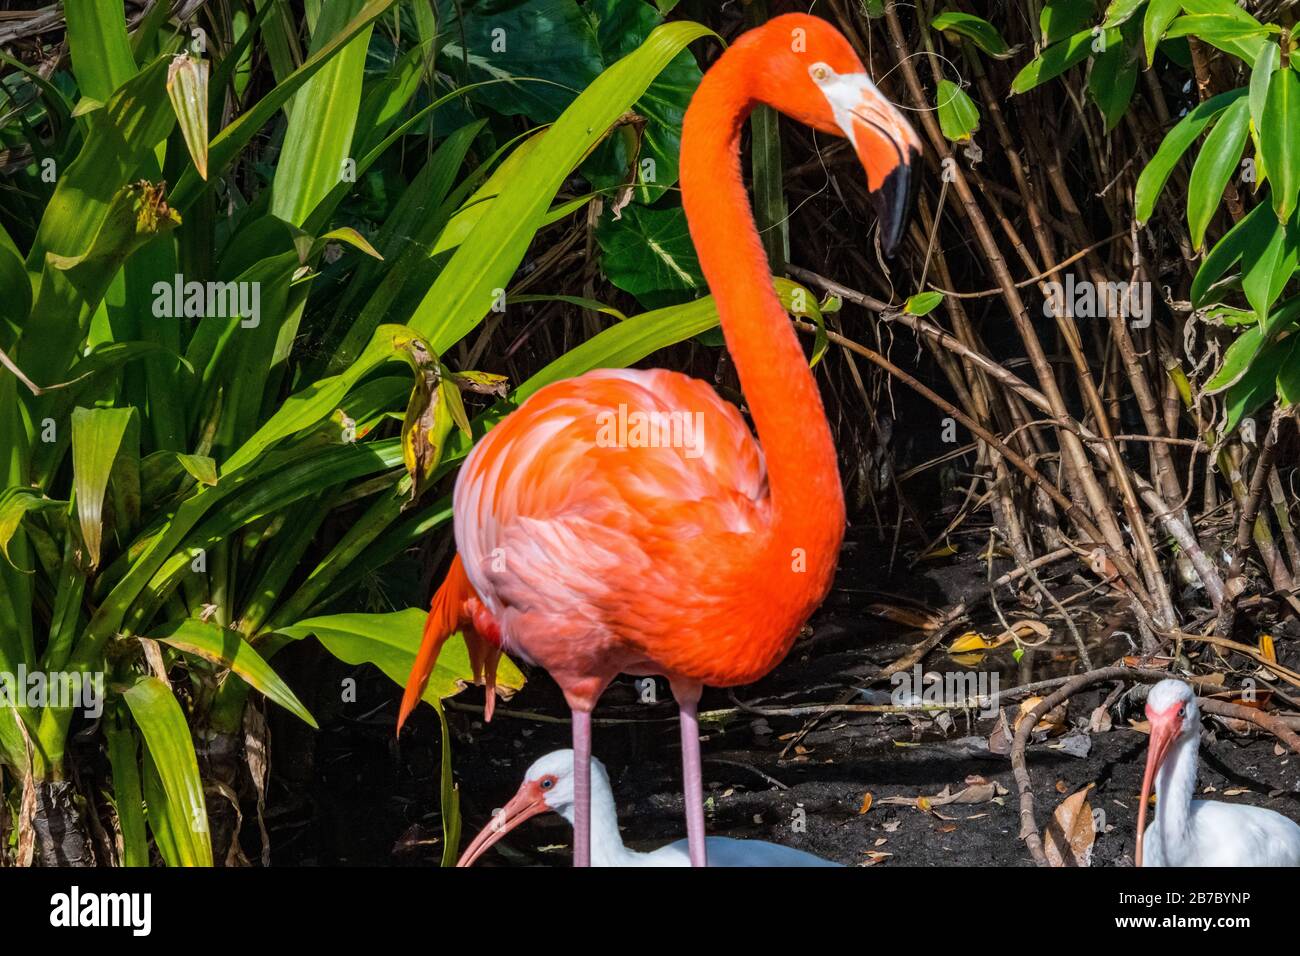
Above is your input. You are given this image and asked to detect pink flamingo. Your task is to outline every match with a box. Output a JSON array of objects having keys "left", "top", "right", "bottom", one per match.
[{"left": 400, "top": 13, "right": 920, "bottom": 867}]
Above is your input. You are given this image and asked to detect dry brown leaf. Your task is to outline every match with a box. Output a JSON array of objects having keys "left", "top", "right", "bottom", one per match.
[
  {"left": 879, "top": 780, "right": 1006, "bottom": 810},
  {"left": 867, "top": 602, "right": 943, "bottom": 631},
  {"left": 861, "top": 850, "right": 893, "bottom": 865},
  {"left": 1044, "top": 783, "right": 1096, "bottom": 867},
  {"left": 858, "top": 792, "right": 873, "bottom": 814}
]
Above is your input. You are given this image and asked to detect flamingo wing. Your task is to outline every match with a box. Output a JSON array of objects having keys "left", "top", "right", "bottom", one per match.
[{"left": 454, "top": 368, "right": 776, "bottom": 692}]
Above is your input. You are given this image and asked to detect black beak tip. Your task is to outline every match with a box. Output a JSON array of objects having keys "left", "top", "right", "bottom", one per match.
[{"left": 872, "top": 148, "right": 920, "bottom": 258}]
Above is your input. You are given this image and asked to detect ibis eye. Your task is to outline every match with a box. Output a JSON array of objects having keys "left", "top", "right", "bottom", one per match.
[
  {"left": 540, "top": 778, "right": 554, "bottom": 790},
  {"left": 1178, "top": 705, "right": 1186, "bottom": 718}
]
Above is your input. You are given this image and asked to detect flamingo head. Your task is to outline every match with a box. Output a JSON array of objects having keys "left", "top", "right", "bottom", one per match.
[
  {"left": 1136, "top": 679, "right": 1199, "bottom": 866},
  {"left": 742, "top": 14, "right": 922, "bottom": 253},
  {"left": 456, "top": 750, "right": 605, "bottom": 867}
]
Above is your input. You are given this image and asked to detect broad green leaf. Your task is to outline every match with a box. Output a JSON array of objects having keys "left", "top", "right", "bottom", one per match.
[
  {"left": 176, "top": 454, "right": 218, "bottom": 487},
  {"left": 1221, "top": 333, "right": 1290, "bottom": 432},
  {"left": 905, "top": 292, "right": 945, "bottom": 316},
  {"left": 1143, "top": 0, "right": 1182, "bottom": 66},
  {"left": 122, "top": 676, "right": 212, "bottom": 867},
  {"left": 936, "top": 80, "right": 981, "bottom": 141},
  {"left": 149, "top": 619, "right": 316, "bottom": 727},
  {"left": 1192, "top": 200, "right": 1273, "bottom": 304},
  {"left": 930, "top": 11, "right": 1012, "bottom": 57},
  {"left": 1205, "top": 294, "right": 1300, "bottom": 393},
  {"left": 0, "top": 490, "right": 65, "bottom": 570},
  {"left": 1101, "top": 0, "right": 1147, "bottom": 29},
  {"left": 71, "top": 407, "right": 136, "bottom": 568},
  {"left": 273, "top": 609, "right": 526, "bottom": 703},
  {"left": 1135, "top": 87, "right": 1247, "bottom": 224},
  {"left": 1165, "top": 13, "right": 1274, "bottom": 62},
  {"left": 1261, "top": 65, "right": 1300, "bottom": 222},
  {"left": 1012, "top": 29, "right": 1107, "bottom": 94},
  {"left": 1187, "top": 95, "right": 1251, "bottom": 249},
  {"left": 64, "top": 0, "right": 137, "bottom": 103},
  {"left": 270, "top": 0, "right": 373, "bottom": 225},
  {"left": 1242, "top": 218, "right": 1298, "bottom": 320},
  {"left": 1041, "top": 0, "right": 1095, "bottom": 46},
  {"left": 1089, "top": 41, "right": 1139, "bottom": 131},
  {"left": 1277, "top": 334, "right": 1300, "bottom": 405},
  {"left": 595, "top": 204, "right": 702, "bottom": 307},
  {"left": 105, "top": 706, "right": 149, "bottom": 866}
]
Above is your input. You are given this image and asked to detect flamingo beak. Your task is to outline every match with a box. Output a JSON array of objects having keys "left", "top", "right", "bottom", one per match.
[
  {"left": 456, "top": 783, "right": 549, "bottom": 867},
  {"left": 824, "top": 73, "right": 921, "bottom": 256},
  {"left": 1135, "top": 704, "right": 1180, "bottom": 867}
]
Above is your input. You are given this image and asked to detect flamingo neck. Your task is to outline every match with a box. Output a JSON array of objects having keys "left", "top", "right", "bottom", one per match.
[
  {"left": 680, "top": 43, "right": 845, "bottom": 569},
  {"left": 1154, "top": 732, "right": 1198, "bottom": 859}
]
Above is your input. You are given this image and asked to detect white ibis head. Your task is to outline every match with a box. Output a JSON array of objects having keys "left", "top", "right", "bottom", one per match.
[
  {"left": 1136, "top": 679, "right": 1199, "bottom": 866},
  {"left": 456, "top": 750, "right": 602, "bottom": 867}
]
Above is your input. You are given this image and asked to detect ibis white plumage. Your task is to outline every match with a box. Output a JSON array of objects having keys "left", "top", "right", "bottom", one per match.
[
  {"left": 457, "top": 750, "right": 842, "bottom": 867},
  {"left": 1137, "top": 679, "right": 1300, "bottom": 867}
]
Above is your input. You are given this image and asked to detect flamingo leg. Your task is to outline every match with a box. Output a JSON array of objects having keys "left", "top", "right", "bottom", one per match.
[
  {"left": 674, "top": 682, "right": 708, "bottom": 867},
  {"left": 571, "top": 708, "right": 592, "bottom": 867}
]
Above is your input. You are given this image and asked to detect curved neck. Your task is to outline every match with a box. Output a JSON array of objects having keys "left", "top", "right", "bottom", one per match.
[
  {"left": 680, "top": 43, "right": 844, "bottom": 556},
  {"left": 1154, "top": 733, "right": 1198, "bottom": 860}
]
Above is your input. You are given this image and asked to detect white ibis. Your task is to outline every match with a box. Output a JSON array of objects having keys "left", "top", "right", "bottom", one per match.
[
  {"left": 457, "top": 750, "right": 842, "bottom": 867},
  {"left": 1137, "top": 678, "right": 1300, "bottom": 866}
]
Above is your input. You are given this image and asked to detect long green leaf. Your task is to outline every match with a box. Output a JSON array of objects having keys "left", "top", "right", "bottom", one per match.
[
  {"left": 122, "top": 676, "right": 213, "bottom": 867},
  {"left": 1135, "top": 87, "right": 1247, "bottom": 224},
  {"left": 1261, "top": 64, "right": 1300, "bottom": 222},
  {"left": 149, "top": 618, "right": 317, "bottom": 727},
  {"left": 71, "top": 407, "right": 136, "bottom": 568},
  {"left": 1187, "top": 95, "right": 1250, "bottom": 249}
]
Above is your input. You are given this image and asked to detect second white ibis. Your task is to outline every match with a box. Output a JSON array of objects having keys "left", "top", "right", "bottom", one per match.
[{"left": 1137, "top": 678, "right": 1300, "bottom": 866}]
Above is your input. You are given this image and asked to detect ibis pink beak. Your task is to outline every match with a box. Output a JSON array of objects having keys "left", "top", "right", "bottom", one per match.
[
  {"left": 1135, "top": 703, "right": 1180, "bottom": 867},
  {"left": 456, "top": 782, "right": 549, "bottom": 867}
]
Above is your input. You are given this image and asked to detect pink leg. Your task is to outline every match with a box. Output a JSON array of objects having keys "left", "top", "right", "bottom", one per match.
[
  {"left": 571, "top": 708, "right": 592, "bottom": 867},
  {"left": 674, "top": 683, "right": 708, "bottom": 867}
]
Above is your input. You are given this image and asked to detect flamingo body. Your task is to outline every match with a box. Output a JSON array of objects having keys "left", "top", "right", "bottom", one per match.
[
  {"left": 457, "top": 750, "right": 842, "bottom": 868},
  {"left": 1138, "top": 679, "right": 1300, "bottom": 867}
]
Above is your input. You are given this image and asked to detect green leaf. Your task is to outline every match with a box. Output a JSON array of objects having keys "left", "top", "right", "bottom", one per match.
[
  {"left": 1135, "top": 87, "right": 1247, "bottom": 224},
  {"left": 1187, "top": 95, "right": 1251, "bottom": 249},
  {"left": 1205, "top": 294, "right": 1300, "bottom": 393},
  {"left": 905, "top": 291, "right": 945, "bottom": 316},
  {"left": 273, "top": 609, "right": 526, "bottom": 703},
  {"left": 176, "top": 454, "right": 218, "bottom": 487},
  {"left": 929, "top": 11, "right": 1012, "bottom": 57},
  {"left": 1221, "top": 333, "right": 1291, "bottom": 432},
  {"left": 71, "top": 407, "right": 136, "bottom": 569},
  {"left": 936, "top": 80, "right": 981, "bottom": 141},
  {"left": 270, "top": 0, "right": 374, "bottom": 226},
  {"left": 1041, "top": 0, "right": 1096, "bottom": 46},
  {"left": 1261, "top": 65, "right": 1300, "bottom": 222},
  {"left": 1101, "top": 0, "right": 1147, "bottom": 29},
  {"left": 64, "top": 0, "right": 137, "bottom": 103},
  {"left": 121, "top": 676, "right": 212, "bottom": 867},
  {"left": 1143, "top": 0, "right": 1183, "bottom": 66},
  {"left": 595, "top": 204, "right": 702, "bottom": 307},
  {"left": 105, "top": 705, "right": 149, "bottom": 866},
  {"left": 1012, "top": 29, "right": 1105, "bottom": 94},
  {"left": 1277, "top": 334, "right": 1300, "bottom": 405},
  {"left": 149, "top": 619, "right": 317, "bottom": 727},
  {"left": 1165, "top": 13, "right": 1274, "bottom": 62},
  {"left": 1192, "top": 199, "right": 1273, "bottom": 304},
  {"left": 1242, "top": 218, "right": 1299, "bottom": 320},
  {"left": 0, "top": 490, "right": 65, "bottom": 571},
  {"left": 1089, "top": 41, "right": 1139, "bottom": 131}
]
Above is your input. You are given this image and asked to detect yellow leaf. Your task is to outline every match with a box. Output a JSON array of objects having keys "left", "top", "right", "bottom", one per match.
[
  {"left": 949, "top": 631, "right": 991, "bottom": 653},
  {"left": 858, "top": 792, "right": 874, "bottom": 814}
]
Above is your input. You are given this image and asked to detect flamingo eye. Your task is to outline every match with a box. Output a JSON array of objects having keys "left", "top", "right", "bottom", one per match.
[{"left": 809, "top": 62, "right": 831, "bottom": 83}]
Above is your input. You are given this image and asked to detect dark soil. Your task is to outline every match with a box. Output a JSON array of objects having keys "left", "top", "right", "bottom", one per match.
[{"left": 261, "top": 524, "right": 1300, "bottom": 867}]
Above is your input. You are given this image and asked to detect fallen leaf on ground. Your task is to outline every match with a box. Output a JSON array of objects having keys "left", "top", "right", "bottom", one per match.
[
  {"left": 878, "top": 780, "right": 1008, "bottom": 810},
  {"left": 1044, "top": 784, "right": 1096, "bottom": 867},
  {"left": 858, "top": 793, "right": 873, "bottom": 814},
  {"left": 867, "top": 603, "right": 943, "bottom": 631}
]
